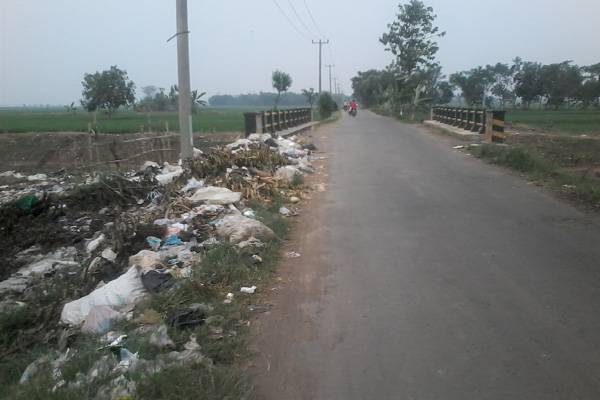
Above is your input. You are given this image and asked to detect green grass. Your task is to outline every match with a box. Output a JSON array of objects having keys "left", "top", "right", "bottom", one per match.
[
  {"left": 0, "top": 108, "right": 249, "bottom": 134},
  {"left": 505, "top": 109, "right": 600, "bottom": 134},
  {"left": 470, "top": 141, "right": 600, "bottom": 205},
  {"left": 0, "top": 106, "right": 321, "bottom": 134},
  {"left": 469, "top": 144, "right": 558, "bottom": 179}
]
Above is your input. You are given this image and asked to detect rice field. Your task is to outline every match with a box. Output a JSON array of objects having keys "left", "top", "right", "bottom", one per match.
[
  {"left": 0, "top": 107, "right": 278, "bottom": 134},
  {"left": 505, "top": 109, "right": 600, "bottom": 134}
]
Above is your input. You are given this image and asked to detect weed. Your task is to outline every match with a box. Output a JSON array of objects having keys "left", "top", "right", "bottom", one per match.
[
  {"left": 136, "top": 363, "right": 253, "bottom": 400},
  {"left": 248, "top": 199, "right": 292, "bottom": 239},
  {"left": 290, "top": 172, "right": 305, "bottom": 188},
  {"left": 469, "top": 141, "right": 600, "bottom": 206},
  {"left": 197, "top": 243, "right": 251, "bottom": 287},
  {"left": 469, "top": 144, "right": 557, "bottom": 178}
]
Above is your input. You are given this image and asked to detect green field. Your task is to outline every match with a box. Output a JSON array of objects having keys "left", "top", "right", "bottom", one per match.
[
  {"left": 0, "top": 107, "right": 318, "bottom": 134},
  {"left": 505, "top": 109, "right": 600, "bottom": 133}
]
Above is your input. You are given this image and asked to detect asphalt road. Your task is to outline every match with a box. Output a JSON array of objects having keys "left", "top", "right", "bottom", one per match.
[{"left": 253, "top": 110, "right": 600, "bottom": 399}]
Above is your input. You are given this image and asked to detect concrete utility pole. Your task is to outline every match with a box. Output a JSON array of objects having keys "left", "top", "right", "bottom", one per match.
[
  {"left": 333, "top": 77, "right": 338, "bottom": 101},
  {"left": 176, "top": 0, "right": 193, "bottom": 160},
  {"left": 312, "top": 39, "right": 329, "bottom": 94},
  {"left": 325, "top": 64, "right": 334, "bottom": 94}
]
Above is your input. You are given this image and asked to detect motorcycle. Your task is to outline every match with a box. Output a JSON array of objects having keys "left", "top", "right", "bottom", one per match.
[{"left": 349, "top": 107, "right": 357, "bottom": 117}]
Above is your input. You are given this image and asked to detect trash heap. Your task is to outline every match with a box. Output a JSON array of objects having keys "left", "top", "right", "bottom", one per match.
[{"left": 0, "top": 132, "right": 319, "bottom": 399}]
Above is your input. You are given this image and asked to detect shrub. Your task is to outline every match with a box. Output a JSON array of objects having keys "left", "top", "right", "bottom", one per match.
[{"left": 318, "top": 92, "right": 334, "bottom": 119}]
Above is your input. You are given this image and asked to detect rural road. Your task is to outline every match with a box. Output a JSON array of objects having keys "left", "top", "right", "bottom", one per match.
[{"left": 251, "top": 110, "right": 600, "bottom": 399}]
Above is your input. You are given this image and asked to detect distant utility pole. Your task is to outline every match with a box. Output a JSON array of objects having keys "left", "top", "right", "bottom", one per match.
[
  {"left": 175, "top": 0, "right": 193, "bottom": 160},
  {"left": 333, "top": 77, "right": 338, "bottom": 99},
  {"left": 325, "top": 64, "right": 334, "bottom": 94},
  {"left": 312, "top": 39, "right": 329, "bottom": 94}
]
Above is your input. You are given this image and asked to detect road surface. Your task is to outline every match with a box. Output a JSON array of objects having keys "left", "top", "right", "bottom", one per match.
[{"left": 252, "top": 110, "right": 600, "bottom": 399}]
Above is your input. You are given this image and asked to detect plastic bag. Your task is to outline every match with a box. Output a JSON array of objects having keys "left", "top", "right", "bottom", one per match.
[
  {"left": 60, "top": 265, "right": 147, "bottom": 326},
  {"left": 81, "top": 305, "right": 122, "bottom": 334},
  {"left": 215, "top": 215, "right": 277, "bottom": 243},
  {"left": 187, "top": 186, "right": 242, "bottom": 205}
]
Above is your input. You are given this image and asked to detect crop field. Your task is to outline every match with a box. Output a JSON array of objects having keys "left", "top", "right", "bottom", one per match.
[
  {"left": 0, "top": 107, "right": 281, "bottom": 134},
  {"left": 505, "top": 109, "right": 600, "bottom": 134}
]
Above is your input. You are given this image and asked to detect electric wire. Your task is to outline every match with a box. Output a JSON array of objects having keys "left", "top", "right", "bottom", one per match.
[
  {"left": 302, "top": 0, "right": 325, "bottom": 38},
  {"left": 272, "top": 0, "right": 312, "bottom": 40},
  {"left": 286, "top": 0, "right": 317, "bottom": 38}
]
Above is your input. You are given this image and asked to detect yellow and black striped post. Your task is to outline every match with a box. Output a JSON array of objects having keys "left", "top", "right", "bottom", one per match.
[{"left": 485, "top": 110, "right": 506, "bottom": 143}]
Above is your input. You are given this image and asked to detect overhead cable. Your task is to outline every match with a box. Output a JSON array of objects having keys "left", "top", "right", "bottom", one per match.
[
  {"left": 287, "top": 0, "right": 318, "bottom": 38},
  {"left": 272, "top": 0, "right": 311, "bottom": 40},
  {"left": 303, "top": 0, "right": 325, "bottom": 38}
]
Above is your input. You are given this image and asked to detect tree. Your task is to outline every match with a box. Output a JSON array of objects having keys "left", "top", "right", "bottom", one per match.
[
  {"left": 301, "top": 88, "right": 318, "bottom": 109},
  {"left": 380, "top": 1, "right": 445, "bottom": 77},
  {"left": 351, "top": 69, "right": 396, "bottom": 108},
  {"left": 407, "top": 84, "right": 434, "bottom": 120},
  {"left": 141, "top": 86, "right": 159, "bottom": 99},
  {"left": 513, "top": 59, "right": 543, "bottom": 109},
  {"left": 490, "top": 62, "right": 517, "bottom": 107},
  {"left": 191, "top": 90, "right": 207, "bottom": 114},
  {"left": 81, "top": 65, "right": 135, "bottom": 114},
  {"left": 272, "top": 70, "right": 293, "bottom": 110},
  {"left": 379, "top": 1, "right": 445, "bottom": 113},
  {"left": 450, "top": 66, "right": 496, "bottom": 107},
  {"left": 318, "top": 91, "right": 335, "bottom": 119},
  {"left": 540, "top": 61, "right": 582, "bottom": 109},
  {"left": 578, "top": 63, "right": 600, "bottom": 109},
  {"left": 434, "top": 81, "right": 454, "bottom": 104}
]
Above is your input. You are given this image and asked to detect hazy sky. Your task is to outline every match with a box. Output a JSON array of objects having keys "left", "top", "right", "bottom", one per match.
[{"left": 1, "top": 0, "right": 599, "bottom": 107}]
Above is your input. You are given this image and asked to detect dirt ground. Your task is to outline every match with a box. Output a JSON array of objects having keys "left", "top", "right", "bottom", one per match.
[
  {"left": 0, "top": 131, "right": 243, "bottom": 177},
  {"left": 249, "top": 122, "right": 333, "bottom": 398}
]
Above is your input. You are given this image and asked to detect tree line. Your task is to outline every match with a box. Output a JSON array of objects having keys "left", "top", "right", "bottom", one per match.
[
  {"left": 79, "top": 66, "right": 314, "bottom": 115},
  {"left": 351, "top": 0, "right": 600, "bottom": 115},
  {"left": 449, "top": 59, "right": 600, "bottom": 109},
  {"left": 208, "top": 92, "right": 310, "bottom": 107}
]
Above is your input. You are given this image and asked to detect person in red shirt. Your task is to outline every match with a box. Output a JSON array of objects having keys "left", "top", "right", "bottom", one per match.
[{"left": 349, "top": 100, "right": 357, "bottom": 115}]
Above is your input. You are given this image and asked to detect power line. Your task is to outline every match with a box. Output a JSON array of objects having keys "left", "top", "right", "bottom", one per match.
[
  {"left": 286, "top": 0, "right": 317, "bottom": 38},
  {"left": 302, "top": 0, "right": 324, "bottom": 38},
  {"left": 272, "top": 0, "right": 311, "bottom": 40}
]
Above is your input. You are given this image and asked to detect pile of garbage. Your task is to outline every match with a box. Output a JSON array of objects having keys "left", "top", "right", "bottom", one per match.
[{"left": 0, "top": 132, "right": 320, "bottom": 398}]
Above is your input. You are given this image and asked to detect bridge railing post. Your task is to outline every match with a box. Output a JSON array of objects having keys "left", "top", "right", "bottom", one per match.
[
  {"left": 244, "top": 112, "right": 263, "bottom": 137},
  {"left": 484, "top": 110, "right": 506, "bottom": 143}
]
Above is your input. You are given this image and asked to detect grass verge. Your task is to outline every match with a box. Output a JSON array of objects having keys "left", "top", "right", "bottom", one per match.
[{"left": 469, "top": 139, "right": 600, "bottom": 206}]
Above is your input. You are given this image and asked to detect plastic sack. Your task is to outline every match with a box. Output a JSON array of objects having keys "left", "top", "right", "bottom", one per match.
[
  {"left": 215, "top": 214, "right": 277, "bottom": 243},
  {"left": 274, "top": 166, "right": 300, "bottom": 182},
  {"left": 155, "top": 165, "right": 183, "bottom": 185},
  {"left": 187, "top": 186, "right": 242, "bottom": 205},
  {"left": 60, "top": 265, "right": 147, "bottom": 326},
  {"left": 226, "top": 138, "right": 253, "bottom": 151},
  {"left": 81, "top": 305, "right": 122, "bottom": 334},
  {"left": 180, "top": 178, "right": 204, "bottom": 193},
  {"left": 281, "top": 148, "right": 309, "bottom": 158}
]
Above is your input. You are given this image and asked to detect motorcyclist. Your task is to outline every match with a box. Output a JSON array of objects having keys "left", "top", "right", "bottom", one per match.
[{"left": 349, "top": 100, "right": 357, "bottom": 116}]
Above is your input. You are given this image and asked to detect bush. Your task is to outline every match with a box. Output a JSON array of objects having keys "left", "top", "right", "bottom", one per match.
[{"left": 318, "top": 92, "right": 334, "bottom": 119}]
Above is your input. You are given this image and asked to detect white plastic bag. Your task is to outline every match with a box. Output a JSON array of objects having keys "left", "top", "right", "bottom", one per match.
[
  {"left": 60, "top": 265, "right": 147, "bottom": 326},
  {"left": 274, "top": 166, "right": 300, "bottom": 182},
  {"left": 187, "top": 186, "right": 242, "bottom": 205},
  {"left": 215, "top": 214, "right": 276, "bottom": 243}
]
